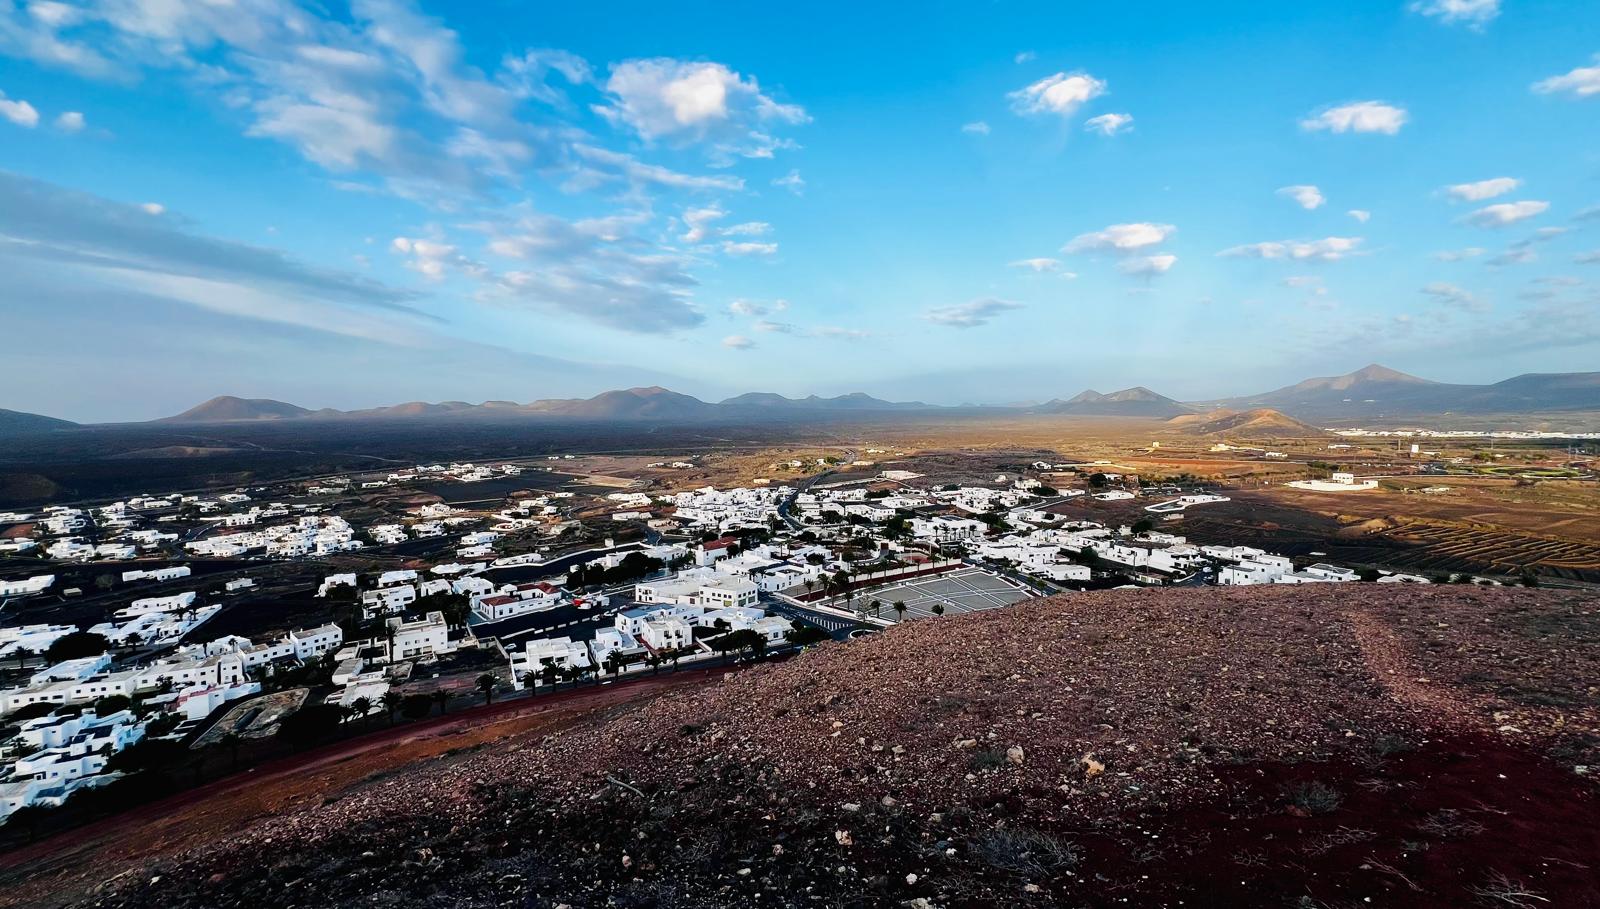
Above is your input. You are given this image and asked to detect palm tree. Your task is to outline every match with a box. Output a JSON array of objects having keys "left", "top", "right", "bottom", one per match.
[
  {"left": 432, "top": 689, "right": 449, "bottom": 714},
  {"left": 6, "top": 805, "right": 45, "bottom": 843},
  {"left": 647, "top": 653, "right": 664, "bottom": 675},
  {"left": 219, "top": 732, "right": 243, "bottom": 770},
  {"left": 868, "top": 599, "right": 882, "bottom": 619},
  {"left": 381, "top": 690, "right": 403, "bottom": 724},
  {"left": 930, "top": 603, "right": 945, "bottom": 616},
  {"left": 893, "top": 600, "right": 907, "bottom": 622},
  {"left": 803, "top": 577, "right": 817, "bottom": 600},
  {"left": 475, "top": 673, "right": 498, "bottom": 705},
  {"left": 539, "top": 657, "right": 560, "bottom": 690},
  {"left": 351, "top": 697, "right": 372, "bottom": 727}
]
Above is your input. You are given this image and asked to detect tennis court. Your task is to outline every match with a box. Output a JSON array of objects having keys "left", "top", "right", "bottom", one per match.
[{"left": 855, "top": 567, "right": 1034, "bottom": 620}]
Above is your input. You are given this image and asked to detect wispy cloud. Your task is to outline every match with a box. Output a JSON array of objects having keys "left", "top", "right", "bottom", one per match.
[
  {"left": 1118, "top": 254, "right": 1176, "bottom": 276},
  {"left": 0, "top": 89, "right": 39, "bottom": 127},
  {"left": 1084, "top": 113, "right": 1133, "bottom": 136},
  {"left": 1300, "top": 101, "right": 1408, "bottom": 135},
  {"left": 1009, "top": 71, "right": 1106, "bottom": 118},
  {"left": 1009, "top": 257, "right": 1064, "bottom": 273},
  {"left": 923, "top": 297, "right": 1024, "bottom": 328},
  {"left": 1064, "top": 222, "right": 1175, "bottom": 254},
  {"left": 1220, "top": 237, "right": 1364, "bottom": 262},
  {"left": 1277, "top": 185, "right": 1325, "bottom": 210},
  {"left": 1409, "top": 0, "right": 1500, "bottom": 29},
  {"left": 1443, "top": 176, "right": 1521, "bottom": 201},
  {"left": 1533, "top": 55, "right": 1600, "bottom": 98},
  {"left": 1461, "top": 200, "right": 1548, "bottom": 227}
]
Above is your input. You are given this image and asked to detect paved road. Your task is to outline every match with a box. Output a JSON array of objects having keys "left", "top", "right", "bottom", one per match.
[
  {"left": 763, "top": 597, "right": 860, "bottom": 638},
  {"left": 776, "top": 448, "right": 856, "bottom": 531}
]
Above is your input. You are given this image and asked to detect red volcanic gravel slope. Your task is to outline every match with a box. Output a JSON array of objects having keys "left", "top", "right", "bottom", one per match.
[{"left": 8, "top": 585, "right": 1600, "bottom": 908}]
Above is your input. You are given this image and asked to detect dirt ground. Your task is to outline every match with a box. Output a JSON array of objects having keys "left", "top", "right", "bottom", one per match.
[
  {"left": 15, "top": 586, "right": 1598, "bottom": 909},
  {"left": 0, "top": 666, "right": 731, "bottom": 908}
]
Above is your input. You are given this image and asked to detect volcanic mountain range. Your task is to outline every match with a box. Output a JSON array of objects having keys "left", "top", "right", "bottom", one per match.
[{"left": 2, "top": 364, "right": 1595, "bottom": 431}]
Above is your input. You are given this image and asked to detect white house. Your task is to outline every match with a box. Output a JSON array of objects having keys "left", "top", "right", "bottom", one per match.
[{"left": 386, "top": 612, "right": 450, "bottom": 661}]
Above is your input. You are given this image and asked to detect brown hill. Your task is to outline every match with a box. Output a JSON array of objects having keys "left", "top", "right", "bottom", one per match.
[
  {"left": 21, "top": 585, "right": 1599, "bottom": 909},
  {"left": 157, "top": 396, "right": 312, "bottom": 423},
  {"left": 1035, "top": 386, "right": 1196, "bottom": 418},
  {"left": 1166, "top": 406, "right": 1327, "bottom": 437}
]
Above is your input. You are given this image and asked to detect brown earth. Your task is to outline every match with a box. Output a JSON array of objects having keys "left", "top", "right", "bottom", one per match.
[{"left": 6, "top": 585, "right": 1598, "bottom": 908}]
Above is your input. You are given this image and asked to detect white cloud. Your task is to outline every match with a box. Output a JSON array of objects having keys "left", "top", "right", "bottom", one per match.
[
  {"left": 1084, "top": 112, "right": 1133, "bottom": 136},
  {"left": 1347, "top": 209, "right": 1371, "bottom": 223},
  {"left": 721, "top": 240, "right": 777, "bottom": 257},
  {"left": 0, "top": 91, "right": 39, "bottom": 127},
  {"left": 54, "top": 110, "right": 84, "bottom": 132},
  {"left": 1009, "top": 257, "right": 1062, "bottom": 272},
  {"left": 1008, "top": 71, "right": 1107, "bottom": 118},
  {"left": 1484, "top": 227, "right": 1565, "bottom": 266},
  {"left": 1220, "top": 237, "right": 1364, "bottom": 262},
  {"left": 729, "top": 298, "right": 786, "bottom": 317},
  {"left": 1575, "top": 250, "right": 1600, "bottom": 265},
  {"left": 1277, "top": 185, "right": 1325, "bottom": 210},
  {"left": 722, "top": 334, "right": 755, "bottom": 350},
  {"left": 1409, "top": 0, "right": 1500, "bottom": 28},
  {"left": 0, "top": 171, "right": 435, "bottom": 348},
  {"left": 812, "top": 325, "right": 868, "bottom": 341},
  {"left": 1485, "top": 247, "right": 1535, "bottom": 267},
  {"left": 680, "top": 205, "right": 725, "bottom": 243},
  {"left": 1119, "top": 254, "right": 1176, "bottom": 276},
  {"left": 923, "top": 298, "right": 1024, "bottom": 328},
  {"left": 1421, "top": 282, "right": 1487, "bottom": 312},
  {"left": 771, "top": 169, "right": 805, "bottom": 195},
  {"left": 722, "top": 221, "right": 771, "bottom": 236},
  {"left": 140, "top": 202, "right": 165, "bottom": 215},
  {"left": 1300, "top": 101, "right": 1408, "bottom": 135},
  {"left": 597, "top": 58, "right": 808, "bottom": 148},
  {"left": 1533, "top": 56, "right": 1600, "bottom": 98},
  {"left": 390, "top": 235, "right": 483, "bottom": 280},
  {"left": 1444, "top": 176, "right": 1520, "bottom": 201},
  {"left": 961, "top": 120, "right": 991, "bottom": 135},
  {"left": 1014, "top": 51, "right": 1037, "bottom": 64},
  {"left": 1461, "top": 200, "right": 1549, "bottom": 227},
  {"left": 1064, "top": 222, "right": 1175, "bottom": 254},
  {"left": 1433, "top": 247, "right": 1486, "bottom": 262},
  {"left": 569, "top": 144, "right": 744, "bottom": 193},
  {"left": 753, "top": 319, "right": 794, "bottom": 333}
]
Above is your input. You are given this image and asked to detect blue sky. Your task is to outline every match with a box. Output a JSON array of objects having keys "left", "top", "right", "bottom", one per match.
[{"left": 1, "top": 0, "right": 1598, "bottom": 421}]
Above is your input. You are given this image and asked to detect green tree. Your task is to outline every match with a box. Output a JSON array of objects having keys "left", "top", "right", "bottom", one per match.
[
  {"left": 46, "top": 631, "right": 111, "bottom": 663},
  {"left": 381, "top": 690, "right": 403, "bottom": 724},
  {"left": 785, "top": 624, "right": 830, "bottom": 646},
  {"left": 218, "top": 732, "right": 243, "bottom": 770},
  {"left": 4, "top": 805, "right": 47, "bottom": 843},
  {"left": 400, "top": 693, "right": 433, "bottom": 720},
  {"left": 93, "top": 694, "right": 132, "bottom": 716},
  {"left": 475, "top": 673, "right": 499, "bottom": 705},
  {"left": 275, "top": 704, "right": 346, "bottom": 750}
]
